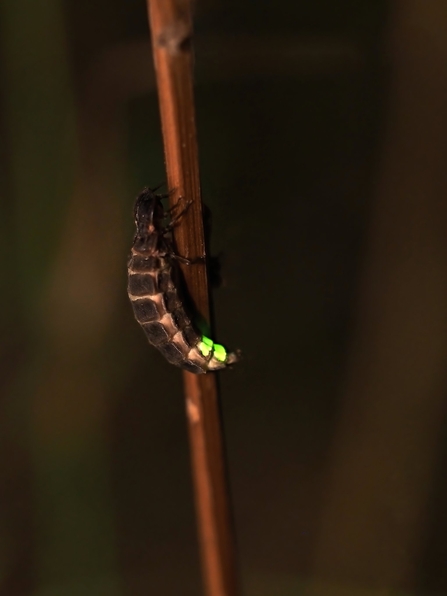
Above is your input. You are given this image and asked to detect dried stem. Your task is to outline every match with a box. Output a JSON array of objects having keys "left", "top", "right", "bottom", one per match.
[{"left": 146, "top": 1, "right": 239, "bottom": 595}]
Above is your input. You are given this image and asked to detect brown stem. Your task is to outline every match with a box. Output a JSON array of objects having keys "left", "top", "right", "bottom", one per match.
[{"left": 146, "top": 1, "right": 239, "bottom": 595}]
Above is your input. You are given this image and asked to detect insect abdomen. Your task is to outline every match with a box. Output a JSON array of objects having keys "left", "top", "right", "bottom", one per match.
[{"left": 128, "top": 252, "right": 213, "bottom": 373}]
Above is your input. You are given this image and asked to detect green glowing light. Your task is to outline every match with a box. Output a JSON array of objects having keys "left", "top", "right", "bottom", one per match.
[
  {"left": 198, "top": 336, "right": 228, "bottom": 362},
  {"left": 198, "top": 340, "right": 211, "bottom": 357},
  {"left": 201, "top": 336, "right": 214, "bottom": 349},
  {"left": 213, "top": 343, "right": 227, "bottom": 362}
]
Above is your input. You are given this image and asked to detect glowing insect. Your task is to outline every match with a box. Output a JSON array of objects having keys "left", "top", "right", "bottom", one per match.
[{"left": 127, "top": 187, "right": 239, "bottom": 374}]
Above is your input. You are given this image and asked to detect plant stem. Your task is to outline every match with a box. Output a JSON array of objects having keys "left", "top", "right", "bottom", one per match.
[{"left": 146, "top": 2, "right": 239, "bottom": 595}]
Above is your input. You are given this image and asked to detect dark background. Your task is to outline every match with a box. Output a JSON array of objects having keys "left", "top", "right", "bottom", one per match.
[{"left": 2, "top": 1, "right": 447, "bottom": 594}]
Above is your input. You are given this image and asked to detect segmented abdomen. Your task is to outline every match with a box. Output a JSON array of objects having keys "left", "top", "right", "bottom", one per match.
[{"left": 128, "top": 251, "right": 229, "bottom": 373}]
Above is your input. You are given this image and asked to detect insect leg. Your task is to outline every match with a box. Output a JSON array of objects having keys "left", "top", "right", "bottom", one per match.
[
  {"left": 163, "top": 198, "right": 193, "bottom": 232},
  {"left": 169, "top": 253, "right": 205, "bottom": 266},
  {"left": 164, "top": 196, "right": 205, "bottom": 263}
]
